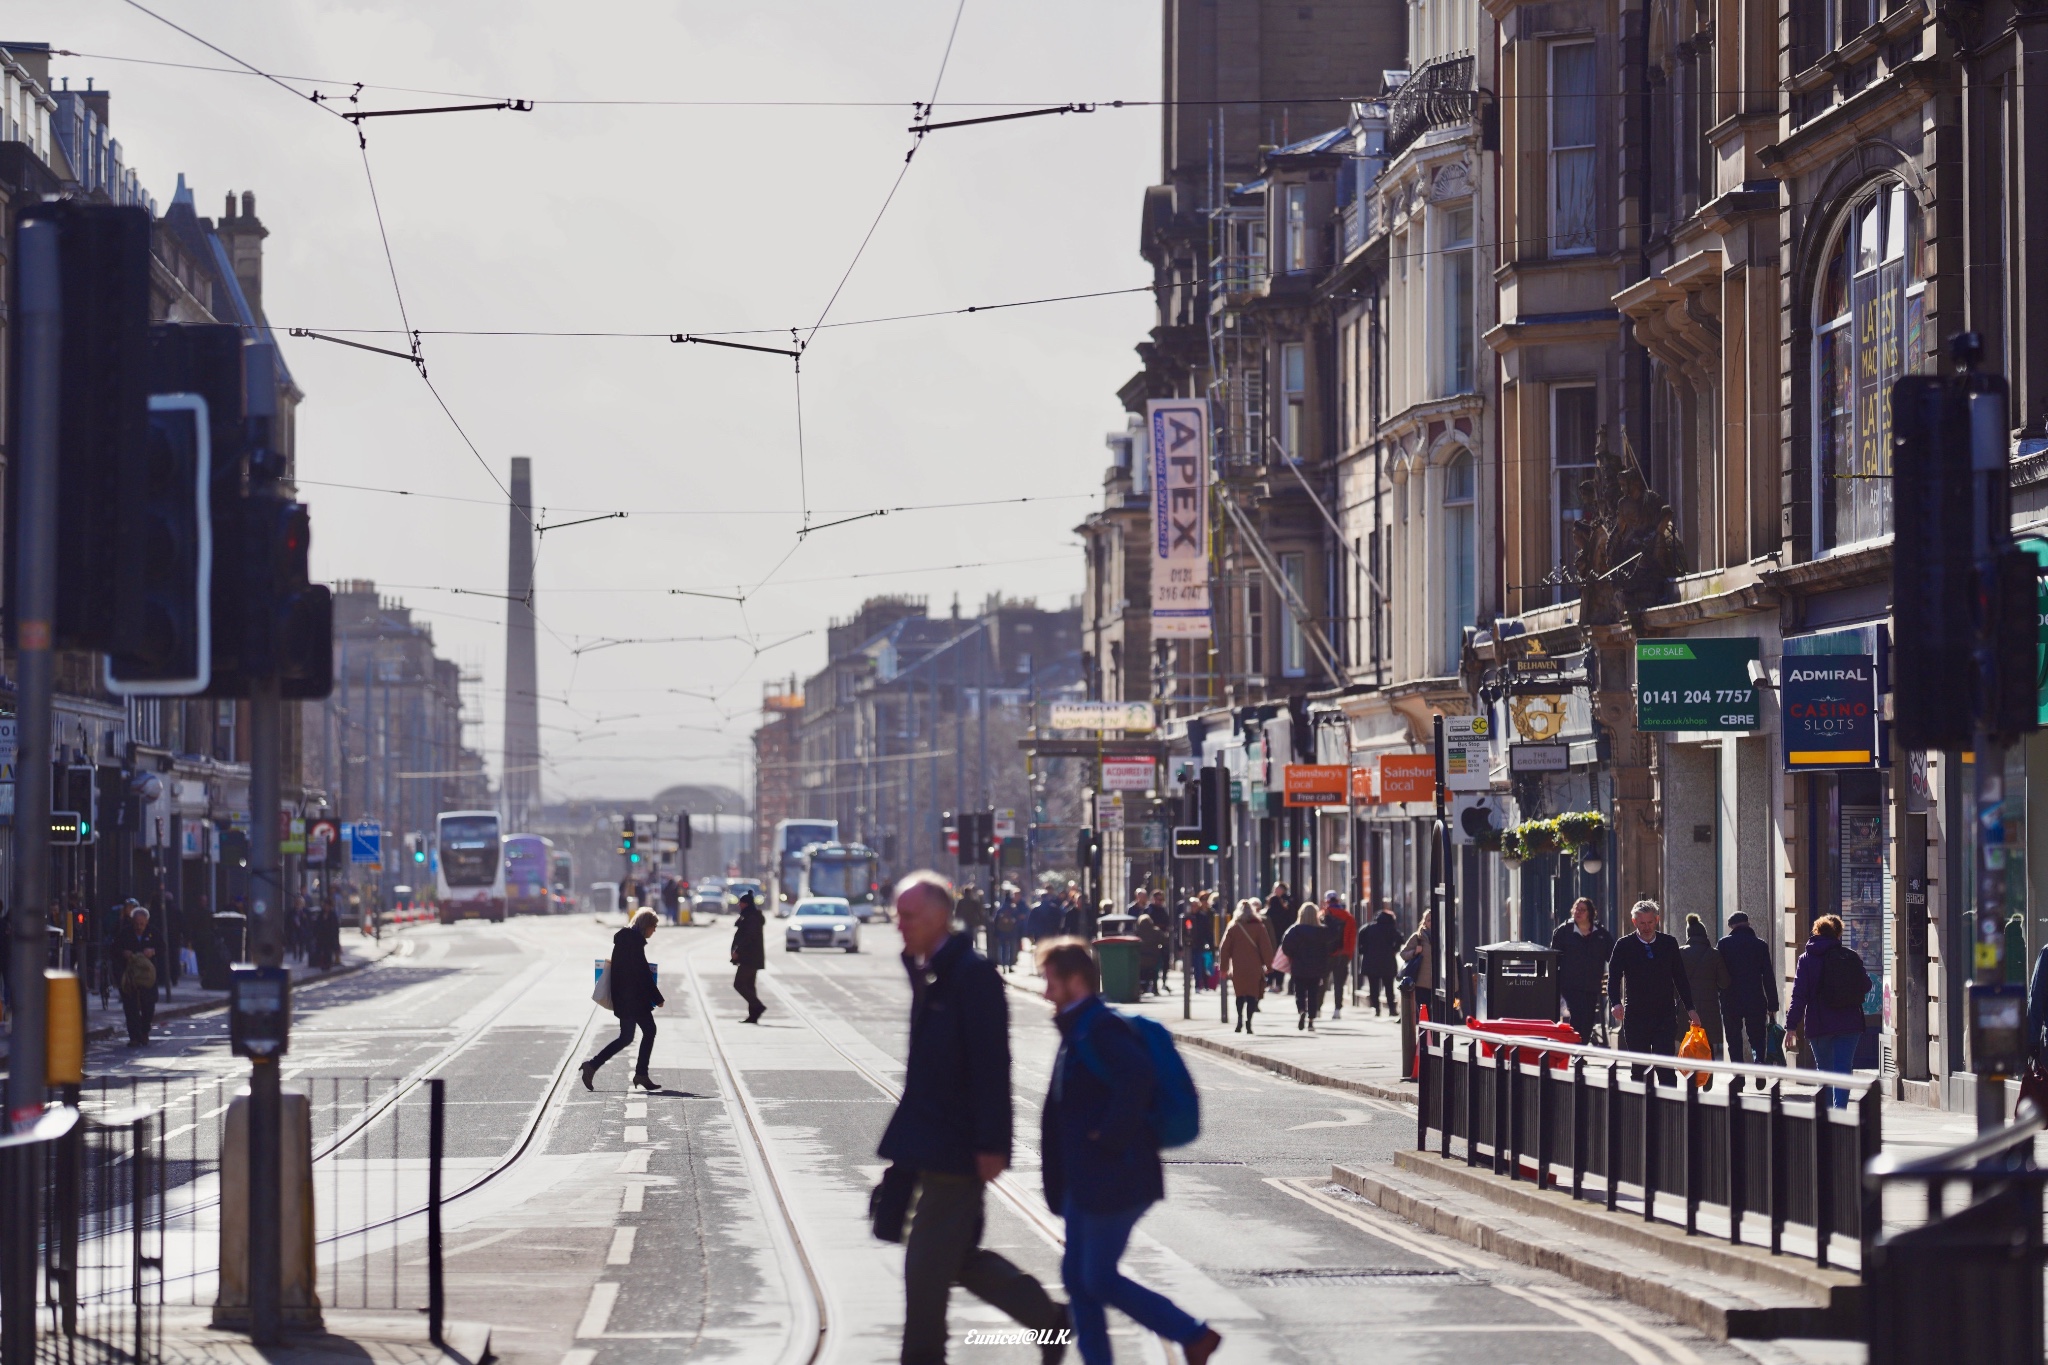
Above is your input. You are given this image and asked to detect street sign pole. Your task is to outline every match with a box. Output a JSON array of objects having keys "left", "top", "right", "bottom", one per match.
[{"left": 247, "top": 675, "right": 284, "bottom": 1344}]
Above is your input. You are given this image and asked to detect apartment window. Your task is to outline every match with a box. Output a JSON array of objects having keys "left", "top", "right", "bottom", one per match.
[
  {"left": 1549, "top": 42, "right": 1597, "bottom": 254},
  {"left": 1443, "top": 452, "right": 1477, "bottom": 671},
  {"left": 1246, "top": 574, "right": 1267, "bottom": 679},
  {"left": 1285, "top": 184, "right": 1310, "bottom": 271},
  {"left": 1281, "top": 343, "right": 1307, "bottom": 461},
  {"left": 1552, "top": 386, "right": 1599, "bottom": 600},
  {"left": 1438, "top": 205, "right": 1475, "bottom": 396},
  {"left": 1814, "top": 180, "right": 1915, "bottom": 551},
  {"left": 1281, "top": 552, "right": 1308, "bottom": 677}
]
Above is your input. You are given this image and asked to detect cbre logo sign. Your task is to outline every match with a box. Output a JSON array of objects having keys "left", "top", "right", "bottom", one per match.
[{"left": 1782, "top": 653, "right": 1877, "bottom": 770}]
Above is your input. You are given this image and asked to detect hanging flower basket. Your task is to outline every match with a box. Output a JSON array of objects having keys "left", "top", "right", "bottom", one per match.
[
  {"left": 1518, "top": 820, "right": 1560, "bottom": 858},
  {"left": 1553, "top": 810, "right": 1609, "bottom": 853},
  {"left": 1498, "top": 826, "right": 1527, "bottom": 865}
]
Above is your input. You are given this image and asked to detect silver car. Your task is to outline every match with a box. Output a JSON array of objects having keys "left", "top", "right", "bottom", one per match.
[{"left": 785, "top": 897, "right": 860, "bottom": 953}]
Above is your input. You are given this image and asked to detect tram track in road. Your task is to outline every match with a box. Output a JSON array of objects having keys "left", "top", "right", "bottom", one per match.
[{"left": 679, "top": 938, "right": 830, "bottom": 1365}]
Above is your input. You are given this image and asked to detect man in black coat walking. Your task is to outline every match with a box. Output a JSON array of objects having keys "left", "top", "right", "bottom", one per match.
[
  {"left": 731, "top": 892, "right": 766, "bottom": 1022},
  {"left": 1358, "top": 908, "right": 1401, "bottom": 1016},
  {"left": 1606, "top": 899, "right": 1700, "bottom": 1081},
  {"left": 581, "top": 908, "right": 663, "bottom": 1091},
  {"left": 1552, "top": 897, "right": 1615, "bottom": 1043},
  {"left": 1716, "top": 911, "right": 1779, "bottom": 1063},
  {"left": 878, "top": 872, "right": 1067, "bottom": 1364}
]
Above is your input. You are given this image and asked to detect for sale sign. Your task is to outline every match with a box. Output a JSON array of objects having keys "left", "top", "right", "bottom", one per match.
[{"left": 1635, "top": 638, "right": 1761, "bottom": 732}]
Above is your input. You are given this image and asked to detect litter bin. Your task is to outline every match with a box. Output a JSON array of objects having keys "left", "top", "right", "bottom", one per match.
[
  {"left": 1095, "top": 936, "right": 1142, "bottom": 1004},
  {"left": 1473, "top": 940, "right": 1559, "bottom": 1021}
]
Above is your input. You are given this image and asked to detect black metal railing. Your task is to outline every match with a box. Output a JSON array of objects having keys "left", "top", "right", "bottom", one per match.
[
  {"left": 1862, "top": 1101, "right": 2045, "bottom": 1362},
  {"left": 1416, "top": 1021, "right": 1881, "bottom": 1268},
  {"left": 8, "top": 1076, "right": 449, "bottom": 1365},
  {"left": 1386, "top": 53, "right": 1477, "bottom": 159},
  {"left": 0, "top": 1104, "right": 160, "bottom": 1365}
]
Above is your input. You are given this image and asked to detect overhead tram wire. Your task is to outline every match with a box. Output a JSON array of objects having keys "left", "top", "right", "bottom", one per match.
[
  {"left": 48, "top": 51, "right": 1828, "bottom": 104},
  {"left": 114, "top": 0, "right": 533, "bottom": 535}
]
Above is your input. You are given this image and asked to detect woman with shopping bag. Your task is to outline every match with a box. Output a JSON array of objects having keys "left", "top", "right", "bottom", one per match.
[
  {"left": 1219, "top": 900, "right": 1275, "bottom": 1033},
  {"left": 581, "top": 908, "right": 664, "bottom": 1091}
]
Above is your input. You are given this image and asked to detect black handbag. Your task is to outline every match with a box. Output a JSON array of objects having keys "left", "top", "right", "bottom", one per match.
[{"left": 868, "top": 1163, "right": 915, "bottom": 1243}]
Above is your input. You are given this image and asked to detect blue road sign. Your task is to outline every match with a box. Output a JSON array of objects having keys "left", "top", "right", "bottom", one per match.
[{"left": 349, "top": 820, "right": 382, "bottom": 865}]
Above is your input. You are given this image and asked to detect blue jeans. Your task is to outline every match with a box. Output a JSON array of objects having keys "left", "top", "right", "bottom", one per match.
[
  {"left": 1809, "top": 1031, "right": 1860, "bottom": 1108},
  {"left": 1060, "top": 1198, "right": 1206, "bottom": 1364}
]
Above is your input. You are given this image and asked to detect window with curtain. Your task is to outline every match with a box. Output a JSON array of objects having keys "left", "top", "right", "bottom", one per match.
[
  {"left": 1439, "top": 205, "right": 1475, "bottom": 395},
  {"left": 1814, "top": 180, "right": 1917, "bottom": 551},
  {"left": 1281, "top": 342, "right": 1307, "bottom": 461},
  {"left": 1552, "top": 386, "right": 1598, "bottom": 601},
  {"left": 1550, "top": 42, "right": 1597, "bottom": 255},
  {"left": 1281, "top": 552, "right": 1308, "bottom": 677},
  {"left": 1443, "top": 452, "right": 1476, "bottom": 672}
]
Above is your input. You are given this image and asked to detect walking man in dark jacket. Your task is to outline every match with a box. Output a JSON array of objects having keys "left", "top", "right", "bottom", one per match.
[
  {"left": 581, "top": 908, "right": 663, "bottom": 1091},
  {"left": 1551, "top": 897, "right": 1615, "bottom": 1043},
  {"left": 1716, "top": 911, "right": 1779, "bottom": 1063},
  {"left": 731, "top": 892, "right": 767, "bottom": 1022},
  {"left": 1606, "top": 899, "right": 1700, "bottom": 1082},
  {"left": 878, "top": 872, "right": 1067, "bottom": 1364},
  {"left": 1038, "top": 939, "right": 1221, "bottom": 1365},
  {"left": 1359, "top": 908, "right": 1401, "bottom": 1016}
]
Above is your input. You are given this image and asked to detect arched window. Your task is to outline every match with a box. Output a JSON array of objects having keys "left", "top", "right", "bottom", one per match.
[
  {"left": 1814, "top": 179, "right": 1921, "bottom": 551},
  {"left": 1443, "top": 450, "right": 1476, "bottom": 672}
]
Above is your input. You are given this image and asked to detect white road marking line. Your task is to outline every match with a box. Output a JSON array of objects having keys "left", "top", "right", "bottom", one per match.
[
  {"left": 574, "top": 1282, "right": 618, "bottom": 1339},
  {"left": 1263, "top": 1178, "right": 1485, "bottom": 1269},
  {"left": 557, "top": 1350, "right": 594, "bottom": 1365},
  {"left": 159, "top": 1123, "right": 196, "bottom": 1143},
  {"left": 623, "top": 1102, "right": 647, "bottom": 1118},
  {"left": 621, "top": 1183, "right": 644, "bottom": 1213},
  {"left": 1493, "top": 1283, "right": 1668, "bottom": 1365},
  {"left": 1285, "top": 1108, "right": 1375, "bottom": 1131},
  {"left": 615, "top": 1149, "right": 649, "bottom": 1173},
  {"left": 623, "top": 1125, "right": 648, "bottom": 1143},
  {"left": 407, "top": 1229, "right": 520, "bottom": 1266},
  {"left": 202, "top": 1103, "right": 233, "bottom": 1119},
  {"left": 606, "top": 1227, "right": 636, "bottom": 1266},
  {"left": 1520, "top": 1286, "right": 1705, "bottom": 1365}
]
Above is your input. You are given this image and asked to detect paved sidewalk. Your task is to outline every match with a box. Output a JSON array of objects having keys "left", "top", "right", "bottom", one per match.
[
  {"left": 7, "top": 928, "right": 402, "bottom": 1060},
  {"left": 999, "top": 966, "right": 1981, "bottom": 1161},
  {"left": 157, "top": 1310, "right": 488, "bottom": 1365}
]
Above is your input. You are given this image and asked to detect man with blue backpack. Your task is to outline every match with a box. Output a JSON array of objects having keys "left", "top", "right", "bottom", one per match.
[{"left": 1036, "top": 939, "right": 1223, "bottom": 1365}]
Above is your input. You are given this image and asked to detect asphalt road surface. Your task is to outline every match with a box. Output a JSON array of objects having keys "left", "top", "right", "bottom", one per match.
[{"left": 84, "top": 916, "right": 1862, "bottom": 1365}]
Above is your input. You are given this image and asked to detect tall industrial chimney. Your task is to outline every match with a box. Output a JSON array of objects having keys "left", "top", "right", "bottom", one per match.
[{"left": 503, "top": 458, "right": 541, "bottom": 830}]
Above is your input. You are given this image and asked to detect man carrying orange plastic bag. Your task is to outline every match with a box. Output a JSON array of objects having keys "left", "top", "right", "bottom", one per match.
[{"left": 1605, "top": 899, "right": 1702, "bottom": 1086}]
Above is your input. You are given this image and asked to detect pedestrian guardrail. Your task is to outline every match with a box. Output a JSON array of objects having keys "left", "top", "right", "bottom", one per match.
[
  {"left": 1415, "top": 1020, "right": 1880, "bottom": 1269},
  {"left": 0, "top": 1104, "right": 160, "bottom": 1365},
  {"left": 1862, "top": 1100, "right": 2044, "bottom": 1363},
  {"left": 7, "top": 1075, "right": 450, "bottom": 1365}
]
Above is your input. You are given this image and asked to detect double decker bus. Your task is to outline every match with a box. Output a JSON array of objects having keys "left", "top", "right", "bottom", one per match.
[
  {"left": 550, "top": 849, "right": 576, "bottom": 914},
  {"left": 799, "top": 841, "right": 883, "bottom": 920},
  {"left": 502, "top": 834, "right": 555, "bottom": 916},
  {"left": 436, "top": 810, "right": 505, "bottom": 922},
  {"left": 771, "top": 818, "right": 838, "bottom": 907}
]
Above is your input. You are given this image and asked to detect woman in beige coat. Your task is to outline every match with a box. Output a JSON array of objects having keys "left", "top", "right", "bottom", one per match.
[{"left": 1219, "top": 899, "right": 1276, "bottom": 1033}]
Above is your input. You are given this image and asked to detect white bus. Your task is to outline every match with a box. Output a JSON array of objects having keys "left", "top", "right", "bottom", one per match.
[
  {"left": 799, "top": 841, "right": 884, "bottom": 921},
  {"left": 436, "top": 810, "right": 506, "bottom": 923},
  {"left": 771, "top": 818, "right": 838, "bottom": 907}
]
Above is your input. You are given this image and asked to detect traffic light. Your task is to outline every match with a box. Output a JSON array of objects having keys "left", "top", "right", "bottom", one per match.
[
  {"left": 1892, "top": 351, "right": 2041, "bottom": 748},
  {"left": 958, "top": 811, "right": 994, "bottom": 865},
  {"left": 209, "top": 496, "right": 333, "bottom": 698},
  {"left": 1075, "top": 827, "right": 1100, "bottom": 872},
  {"left": 410, "top": 833, "right": 427, "bottom": 866},
  {"left": 105, "top": 392, "right": 213, "bottom": 693},
  {"left": 677, "top": 812, "right": 693, "bottom": 849},
  {"left": 6, "top": 201, "right": 151, "bottom": 654},
  {"left": 620, "top": 816, "right": 637, "bottom": 858}
]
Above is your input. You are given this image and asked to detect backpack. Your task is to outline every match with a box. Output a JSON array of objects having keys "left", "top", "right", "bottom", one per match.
[
  {"left": 1072, "top": 1008, "right": 1202, "bottom": 1148},
  {"left": 1817, "top": 944, "right": 1871, "bottom": 1012}
]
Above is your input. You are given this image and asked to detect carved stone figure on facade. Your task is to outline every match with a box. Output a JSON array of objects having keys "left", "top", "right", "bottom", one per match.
[{"left": 1568, "top": 425, "right": 1685, "bottom": 624}]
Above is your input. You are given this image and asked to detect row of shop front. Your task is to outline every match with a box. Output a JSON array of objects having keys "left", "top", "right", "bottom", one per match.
[{"left": 1094, "top": 548, "right": 2016, "bottom": 1112}]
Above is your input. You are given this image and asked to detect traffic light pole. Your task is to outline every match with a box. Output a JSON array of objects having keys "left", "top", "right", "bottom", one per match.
[
  {"left": 247, "top": 676, "right": 284, "bottom": 1344},
  {"left": 3, "top": 216, "right": 60, "bottom": 1365},
  {"left": 7, "top": 218, "right": 58, "bottom": 1130}
]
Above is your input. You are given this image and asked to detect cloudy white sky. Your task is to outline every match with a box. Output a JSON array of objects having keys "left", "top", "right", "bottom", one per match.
[{"left": 17, "top": 0, "right": 1158, "bottom": 801}]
